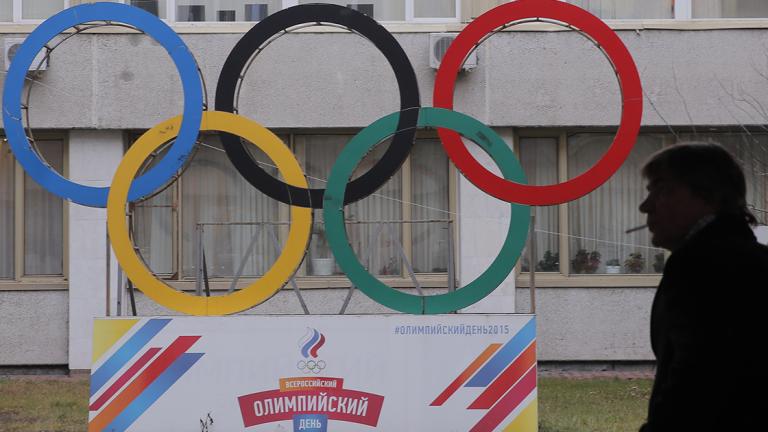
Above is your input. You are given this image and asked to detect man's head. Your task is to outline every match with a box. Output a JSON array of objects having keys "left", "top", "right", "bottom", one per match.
[{"left": 639, "top": 143, "right": 755, "bottom": 251}]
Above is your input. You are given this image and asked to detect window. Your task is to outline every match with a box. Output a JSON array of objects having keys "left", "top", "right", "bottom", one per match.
[
  {"left": 517, "top": 131, "right": 768, "bottom": 278},
  {"left": 564, "top": 0, "right": 673, "bottom": 19},
  {"left": 0, "top": 1, "right": 461, "bottom": 23},
  {"left": 0, "top": 139, "right": 66, "bottom": 280},
  {"left": 133, "top": 132, "right": 452, "bottom": 283}
]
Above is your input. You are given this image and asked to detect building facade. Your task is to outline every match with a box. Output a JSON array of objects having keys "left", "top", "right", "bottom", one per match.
[{"left": 2, "top": 0, "right": 768, "bottom": 370}]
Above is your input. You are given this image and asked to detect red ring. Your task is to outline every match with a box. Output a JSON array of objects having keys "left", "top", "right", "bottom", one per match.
[{"left": 433, "top": 0, "right": 642, "bottom": 205}]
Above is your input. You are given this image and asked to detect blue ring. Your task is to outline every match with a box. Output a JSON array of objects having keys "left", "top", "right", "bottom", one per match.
[{"left": 1, "top": 3, "right": 203, "bottom": 207}]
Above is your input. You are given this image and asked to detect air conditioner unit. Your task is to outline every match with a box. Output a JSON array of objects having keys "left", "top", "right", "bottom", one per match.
[
  {"left": 429, "top": 33, "right": 477, "bottom": 72},
  {"left": 4, "top": 38, "right": 48, "bottom": 72}
]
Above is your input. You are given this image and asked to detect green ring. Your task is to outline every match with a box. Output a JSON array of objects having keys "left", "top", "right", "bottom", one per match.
[{"left": 323, "top": 107, "right": 530, "bottom": 314}]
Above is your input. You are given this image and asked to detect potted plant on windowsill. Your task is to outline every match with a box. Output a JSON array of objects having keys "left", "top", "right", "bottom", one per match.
[
  {"left": 311, "top": 224, "right": 334, "bottom": 276},
  {"left": 606, "top": 258, "right": 622, "bottom": 274},
  {"left": 653, "top": 252, "right": 665, "bottom": 273},
  {"left": 624, "top": 252, "right": 645, "bottom": 274},
  {"left": 571, "top": 249, "right": 601, "bottom": 274},
  {"left": 536, "top": 250, "right": 559, "bottom": 272}
]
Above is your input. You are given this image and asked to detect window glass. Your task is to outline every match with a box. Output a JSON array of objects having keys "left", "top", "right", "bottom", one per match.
[
  {"left": 413, "top": 0, "right": 456, "bottom": 18},
  {"left": 180, "top": 135, "right": 283, "bottom": 278},
  {"left": 297, "top": 135, "right": 403, "bottom": 276},
  {"left": 568, "top": 134, "right": 665, "bottom": 274},
  {"left": 176, "top": 0, "right": 283, "bottom": 21},
  {"left": 22, "top": 0, "right": 66, "bottom": 20},
  {"left": 678, "top": 133, "right": 768, "bottom": 225},
  {"left": 24, "top": 140, "right": 64, "bottom": 276},
  {"left": 0, "top": 143, "right": 14, "bottom": 278},
  {"left": 693, "top": 0, "right": 768, "bottom": 18},
  {"left": 298, "top": 1, "right": 406, "bottom": 21},
  {"left": 129, "top": 0, "right": 168, "bottom": 19},
  {"left": 0, "top": 1, "right": 12, "bottom": 22},
  {"left": 518, "top": 137, "right": 560, "bottom": 273},
  {"left": 565, "top": 0, "right": 673, "bottom": 19},
  {"left": 411, "top": 139, "right": 450, "bottom": 273}
]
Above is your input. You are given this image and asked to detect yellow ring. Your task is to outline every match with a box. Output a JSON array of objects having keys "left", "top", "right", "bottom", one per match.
[{"left": 107, "top": 111, "right": 311, "bottom": 315}]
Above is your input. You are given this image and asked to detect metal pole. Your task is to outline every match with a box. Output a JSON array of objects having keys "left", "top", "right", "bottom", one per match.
[
  {"left": 447, "top": 220, "right": 455, "bottom": 293},
  {"left": 106, "top": 222, "right": 111, "bottom": 317},
  {"left": 116, "top": 266, "right": 123, "bottom": 317},
  {"left": 529, "top": 214, "right": 536, "bottom": 314},
  {"left": 196, "top": 224, "right": 203, "bottom": 296}
]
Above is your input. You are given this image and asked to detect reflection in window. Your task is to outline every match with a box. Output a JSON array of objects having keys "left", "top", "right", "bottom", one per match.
[
  {"left": 130, "top": 0, "right": 167, "bottom": 18},
  {"left": 175, "top": 1, "right": 282, "bottom": 22},
  {"left": 694, "top": 0, "right": 768, "bottom": 18},
  {"left": 22, "top": 0, "right": 66, "bottom": 20},
  {"left": 413, "top": 0, "right": 456, "bottom": 18},
  {"left": 565, "top": 0, "right": 673, "bottom": 19},
  {"left": 298, "top": 0, "right": 405, "bottom": 21},
  {"left": 518, "top": 137, "right": 560, "bottom": 273},
  {"left": 568, "top": 134, "right": 664, "bottom": 274}
]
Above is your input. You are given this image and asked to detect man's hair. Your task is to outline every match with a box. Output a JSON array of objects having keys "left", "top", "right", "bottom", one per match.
[{"left": 642, "top": 142, "right": 757, "bottom": 225}]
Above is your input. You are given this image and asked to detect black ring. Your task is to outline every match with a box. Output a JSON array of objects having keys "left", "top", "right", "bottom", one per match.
[{"left": 215, "top": 3, "right": 420, "bottom": 208}]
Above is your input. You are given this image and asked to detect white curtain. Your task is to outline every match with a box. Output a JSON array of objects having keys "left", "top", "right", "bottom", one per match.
[
  {"left": 181, "top": 136, "right": 282, "bottom": 278},
  {"left": 568, "top": 134, "right": 663, "bottom": 274},
  {"left": 518, "top": 137, "right": 560, "bottom": 272},
  {"left": 413, "top": 0, "right": 455, "bottom": 18},
  {"left": 133, "top": 179, "right": 175, "bottom": 276},
  {"left": 566, "top": 0, "right": 673, "bottom": 19},
  {"left": 24, "top": 140, "right": 64, "bottom": 275},
  {"left": 0, "top": 145, "right": 15, "bottom": 278},
  {"left": 411, "top": 139, "right": 449, "bottom": 273},
  {"left": 297, "top": 135, "right": 402, "bottom": 276}
]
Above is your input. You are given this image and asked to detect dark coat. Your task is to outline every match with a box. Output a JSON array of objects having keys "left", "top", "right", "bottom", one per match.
[{"left": 641, "top": 214, "right": 768, "bottom": 432}]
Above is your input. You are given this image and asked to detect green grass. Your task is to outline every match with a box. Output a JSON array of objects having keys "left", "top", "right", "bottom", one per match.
[
  {"left": 0, "top": 376, "right": 89, "bottom": 432},
  {"left": 0, "top": 375, "right": 651, "bottom": 431},
  {"left": 539, "top": 377, "right": 652, "bottom": 432}
]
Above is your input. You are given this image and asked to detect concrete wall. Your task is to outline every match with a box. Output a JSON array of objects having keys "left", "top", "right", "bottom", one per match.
[
  {"left": 3, "top": 29, "right": 768, "bottom": 130},
  {"left": 0, "top": 290, "right": 68, "bottom": 365}
]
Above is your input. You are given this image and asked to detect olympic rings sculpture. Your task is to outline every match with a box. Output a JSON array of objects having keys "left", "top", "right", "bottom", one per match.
[{"left": 2, "top": 0, "right": 642, "bottom": 316}]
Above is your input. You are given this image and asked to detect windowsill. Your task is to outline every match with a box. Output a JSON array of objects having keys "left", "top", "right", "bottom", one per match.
[
  {"left": 0, "top": 278, "right": 68, "bottom": 291},
  {"left": 164, "top": 274, "right": 450, "bottom": 291},
  {"left": 6, "top": 19, "right": 768, "bottom": 34},
  {"left": 516, "top": 273, "right": 661, "bottom": 288}
]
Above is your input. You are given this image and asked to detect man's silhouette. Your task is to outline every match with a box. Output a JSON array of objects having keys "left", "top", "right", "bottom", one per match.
[{"left": 639, "top": 143, "right": 768, "bottom": 431}]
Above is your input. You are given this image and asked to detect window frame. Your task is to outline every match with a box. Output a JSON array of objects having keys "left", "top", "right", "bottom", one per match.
[{"left": 0, "top": 133, "right": 69, "bottom": 287}]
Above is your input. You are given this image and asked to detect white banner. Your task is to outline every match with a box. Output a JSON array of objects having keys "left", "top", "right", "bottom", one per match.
[{"left": 88, "top": 314, "right": 537, "bottom": 432}]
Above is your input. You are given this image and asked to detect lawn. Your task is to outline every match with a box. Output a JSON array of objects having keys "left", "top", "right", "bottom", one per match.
[{"left": 0, "top": 375, "right": 651, "bottom": 431}]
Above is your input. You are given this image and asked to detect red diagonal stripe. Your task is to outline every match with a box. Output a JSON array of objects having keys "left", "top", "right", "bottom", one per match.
[
  {"left": 468, "top": 341, "right": 536, "bottom": 409},
  {"left": 88, "top": 336, "right": 200, "bottom": 432},
  {"left": 430, "top": 343, "right": 502, "bottom": 406},
  {"left": 89, "top": 347, "right": 161, "bottom": 411},
  {"left": 469, "top": 365, "right": 537, "bottom": 432}
]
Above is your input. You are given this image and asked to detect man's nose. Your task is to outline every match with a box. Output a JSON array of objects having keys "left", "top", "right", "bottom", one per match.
[{"left": 639, "top": 195, "right": 650, "bottom": 214}]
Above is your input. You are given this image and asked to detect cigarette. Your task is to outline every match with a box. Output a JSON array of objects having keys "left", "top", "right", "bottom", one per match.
[{"left": 625, "top": 224, "right": 648, "bottom": 234}]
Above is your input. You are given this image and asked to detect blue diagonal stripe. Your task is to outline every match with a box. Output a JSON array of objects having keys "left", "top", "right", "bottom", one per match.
[
  {"left": 104, "top": 353, "right": 203, "bottom": 432},
  {"left": 465, "top": 317, "right": 536, "bottom": 387},
  {"left": 90, "top": 319, "right": 172, "bottom": 396}
]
